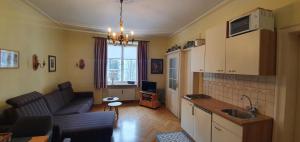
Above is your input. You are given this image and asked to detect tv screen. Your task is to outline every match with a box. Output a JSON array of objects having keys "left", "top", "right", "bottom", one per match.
[{"left": 141, "top": 81, "right": 157, "bottom": 93}]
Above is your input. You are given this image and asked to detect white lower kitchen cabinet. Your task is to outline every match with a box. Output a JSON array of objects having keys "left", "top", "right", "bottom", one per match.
[
  {"left": 181, "top": 98, "right": 194, "bottom": 138},
  {"left": 194, "top": 107, "right": 212, "bottom": 142},
  {"left": 212, "top": 114, "right": 242, "bottom": 142},
  {"left": 181, "top": 100, "right": 273, "bottom": 142},
  {"left": 212, "top": 122, "right": 242, "bottom": 142},
  {"left": 181, "top": 99, "right": 212, "bottom": 142}
]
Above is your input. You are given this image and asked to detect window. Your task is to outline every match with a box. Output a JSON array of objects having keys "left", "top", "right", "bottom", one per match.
[
  {"left": 107, "top": 43, "right": 138, "bottom": 84},
  {"left": 168, "top": 58, "right": 177, "bottom": 90}
]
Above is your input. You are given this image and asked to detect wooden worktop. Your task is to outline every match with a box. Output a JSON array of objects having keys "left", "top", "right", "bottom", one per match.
[{"left": 184, "top": 97, "right": 273, "bottom": 126}]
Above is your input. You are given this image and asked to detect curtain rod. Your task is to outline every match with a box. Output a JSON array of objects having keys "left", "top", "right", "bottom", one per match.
[{"left": 92, "top": 36, "right": 149, "bottom": 42}]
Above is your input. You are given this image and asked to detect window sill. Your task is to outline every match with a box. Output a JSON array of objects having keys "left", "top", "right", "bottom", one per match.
[{"left": 107, "top": 84, "right": 137, "bottom": 89}]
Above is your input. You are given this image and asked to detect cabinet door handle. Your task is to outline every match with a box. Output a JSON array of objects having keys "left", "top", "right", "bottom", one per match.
[{"left": 214, "top": 126, "right": 222, "bottom": 131}]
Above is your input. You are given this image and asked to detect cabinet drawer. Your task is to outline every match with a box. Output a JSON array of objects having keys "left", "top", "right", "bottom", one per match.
[
  {"left": 212, "top": 122, "right": 242, "bottom": 142},
  {"left": 212, "top": 113, "right": 243, "bottom": 137}
]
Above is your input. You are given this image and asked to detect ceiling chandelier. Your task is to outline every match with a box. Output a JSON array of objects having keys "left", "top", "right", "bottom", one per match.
[{"left": 107, "top": 0, "right": 134, "bottom": 45}]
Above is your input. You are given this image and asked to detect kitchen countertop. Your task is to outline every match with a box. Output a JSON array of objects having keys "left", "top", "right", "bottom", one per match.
[{"left": 183, "top": 97, "right": 273, "bottom": 126}]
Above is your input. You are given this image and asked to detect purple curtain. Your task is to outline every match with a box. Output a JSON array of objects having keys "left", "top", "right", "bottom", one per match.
[
  {"left": 138, "top": 41, "right": 149, "bottom": 87},
  {"left": 94, "top": 37, "right": 107, "bottom": 89}
]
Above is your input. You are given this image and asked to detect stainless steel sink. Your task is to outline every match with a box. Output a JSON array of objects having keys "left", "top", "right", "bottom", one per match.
[{"left": 221, "top": 109, "right": 256, "bottom": 119}]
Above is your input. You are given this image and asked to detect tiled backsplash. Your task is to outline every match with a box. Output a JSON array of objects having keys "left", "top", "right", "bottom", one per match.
[{"left": 203, "top": 73, "right": 276, "bottom": 117}]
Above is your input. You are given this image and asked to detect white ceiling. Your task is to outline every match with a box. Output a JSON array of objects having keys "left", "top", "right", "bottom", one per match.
[{"left": 26, "top": 0, "right": 224, "bottom": 36}]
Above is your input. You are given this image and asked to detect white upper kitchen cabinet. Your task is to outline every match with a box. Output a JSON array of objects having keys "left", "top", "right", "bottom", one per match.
[
  {"left": 225, "top": 30, "right": 276, "bottom": 75},
  {"left": 205, "top": 24, "right": 226, "bottom": 73},
  {"left": 191, "top": 45, "right": 205, "bottom": 72}
]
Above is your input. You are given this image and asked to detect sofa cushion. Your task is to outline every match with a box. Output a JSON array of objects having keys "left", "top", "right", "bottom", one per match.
[
  {"left": 13, "top": 99, "right": 52, "bottom": 118},
  {"left": 6, "top": 92, "right": 52, "bottom": 122},
  {"left": 44, "top": 90, "right": 65, "bottom": 114},
  {"left": 6, "top": 92, "right": 43, "bottom": 108},
  {"left": 58, "top": 82, "right": 75, "bottom": 103},
  {"left": 53, "top": 103, "right": 90, "bottom": 116},
  {"left": 70, "top": 97, "right": 93, "bottom": 107},
  {"left": 11, "top": 116, "right": 53, "bottom": 138},
  {"left": 53, "top": 97, "right": 93, "bottom": 116},
  {"left": 53, "top": 112, "right": 114, "bottom": 142}
]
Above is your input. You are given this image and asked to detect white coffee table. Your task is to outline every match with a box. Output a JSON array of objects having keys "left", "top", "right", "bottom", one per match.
[{"left": 102, "top": 97, "right": 119, "bottom": 111}]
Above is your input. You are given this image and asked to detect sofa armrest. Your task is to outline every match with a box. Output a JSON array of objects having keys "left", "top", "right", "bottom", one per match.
[
  {"left": 74, "top": 92, "right": 93, "bottom": 98},
  {"left": 0, "top": 113, "right": 7, "bottom": 125},
  {"left": 0, "top": 125, "right": 13, "bottom": 133},
  {"left": 52, "top": 125, "right": 62, "bottom": 142},
  {"left": 11, "top": 116, "right": 53, "bottom": 138},
  {"left": 0, "top": 112, "right": 13, "bottom": 132}
]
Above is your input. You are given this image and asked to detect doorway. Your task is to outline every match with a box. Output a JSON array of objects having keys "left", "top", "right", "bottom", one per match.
[
  {"left": 275, "top": 25, "right": 300, "bottom": 142},
  {"left": 166, "top": 52, "right": 180, "bottom": 118}
]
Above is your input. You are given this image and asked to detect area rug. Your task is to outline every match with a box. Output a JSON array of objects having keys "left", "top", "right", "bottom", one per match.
[{"left": 156, "top": 131, "right": 193, "bottom": 142}]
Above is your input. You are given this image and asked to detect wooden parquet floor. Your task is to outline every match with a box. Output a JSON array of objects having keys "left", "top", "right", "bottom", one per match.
[{"left": 92, "top": 102, "right": 182, "bottom": 142}]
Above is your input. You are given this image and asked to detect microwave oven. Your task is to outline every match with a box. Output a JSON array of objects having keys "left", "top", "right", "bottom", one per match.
[{"left": 228, "top": 8, "right": 274, "bottom": 37}]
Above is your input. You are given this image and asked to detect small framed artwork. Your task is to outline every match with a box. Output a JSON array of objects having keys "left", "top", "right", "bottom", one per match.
[
  {"left": 0, "top": 49, "right": 19, "bottom": 69},
  {"left": 48, "top": 55, "right": 56, "bottom": 72},
  {"left": 151, "top": 59, "right": 163, "bottom": 74}
]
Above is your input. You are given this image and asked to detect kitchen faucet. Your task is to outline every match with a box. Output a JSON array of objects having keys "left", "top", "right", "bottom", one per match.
[{"left": 241, "top": 95, "right": 257, "bottom": 115}]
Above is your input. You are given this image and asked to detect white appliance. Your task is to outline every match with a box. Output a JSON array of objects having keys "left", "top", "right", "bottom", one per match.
[{"left": 229, "top": 8, "right": 274, "bottom": 37}]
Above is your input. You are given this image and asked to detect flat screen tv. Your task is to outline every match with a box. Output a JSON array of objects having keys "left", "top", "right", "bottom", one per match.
[{"left": 141, "top": 81, "right": 157, "bottom": 93}]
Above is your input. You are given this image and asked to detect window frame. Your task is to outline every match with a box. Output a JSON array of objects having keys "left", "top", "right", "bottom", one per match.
[{"left": 107, "top": 43, "right": 138, "bottom": 85}]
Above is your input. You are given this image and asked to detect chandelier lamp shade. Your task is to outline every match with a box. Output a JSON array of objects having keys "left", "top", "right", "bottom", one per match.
[{"left": 107, "top": 0, "right": 134, "bottom": 45}]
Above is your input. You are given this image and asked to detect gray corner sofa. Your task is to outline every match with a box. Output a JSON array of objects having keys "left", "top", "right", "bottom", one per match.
[{"left": 1, "top": 82, "right": 114, "bottom": 142}]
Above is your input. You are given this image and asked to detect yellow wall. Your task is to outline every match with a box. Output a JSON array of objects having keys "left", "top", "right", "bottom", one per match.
[
  {"left": 63, "top": 31, "right": 168, "bottom": 104},
  {"left": 63, "top": 31, "right": 101, "bottom": 103},
  {"left": 0, "top": 0, "right": 67, "bottom": 108},
  {"left": 146, "top": 36, "right": 169, "bottom": 89},
  {"left": 0, "top": 0, "right": 168, "bottom": 107},
  {"left": 169, "top": 0, "right": 300, "bottom": 46}
]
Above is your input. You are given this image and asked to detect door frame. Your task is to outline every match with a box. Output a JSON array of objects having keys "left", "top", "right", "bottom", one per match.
[
  {"left": 166, "top": 51, "right": 181, "bottom": 118},
  {"left": 274, "top": 24, "right": 300, "bottom": 142}
]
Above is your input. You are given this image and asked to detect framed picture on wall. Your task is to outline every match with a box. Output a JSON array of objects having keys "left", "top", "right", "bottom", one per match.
[
  {"left": 48, "top": 55, "right": 56, "bottom": 72},
  {"left": 0, "top": 49, "right": 19, "bottom": 69},
  {"left": 151, "top": 59, "right": 163, "bottom": 74}
]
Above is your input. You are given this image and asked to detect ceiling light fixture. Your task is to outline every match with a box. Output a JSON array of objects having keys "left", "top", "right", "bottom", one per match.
[{"left": 107, "top": 0, "right": 134, "bottom": 45}]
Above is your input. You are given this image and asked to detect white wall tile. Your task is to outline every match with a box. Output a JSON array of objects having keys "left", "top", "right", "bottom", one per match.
[{"left": 203, "top": 73, "right": 275, "bottom": 117}]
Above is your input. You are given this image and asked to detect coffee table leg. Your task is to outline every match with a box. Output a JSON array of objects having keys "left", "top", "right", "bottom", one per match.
[
  {"left": 116, "top": 107, "right": 119, "bottom": 120},
  {"left": 103, "top": 102, "right": 109, "bottom": 111}
]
